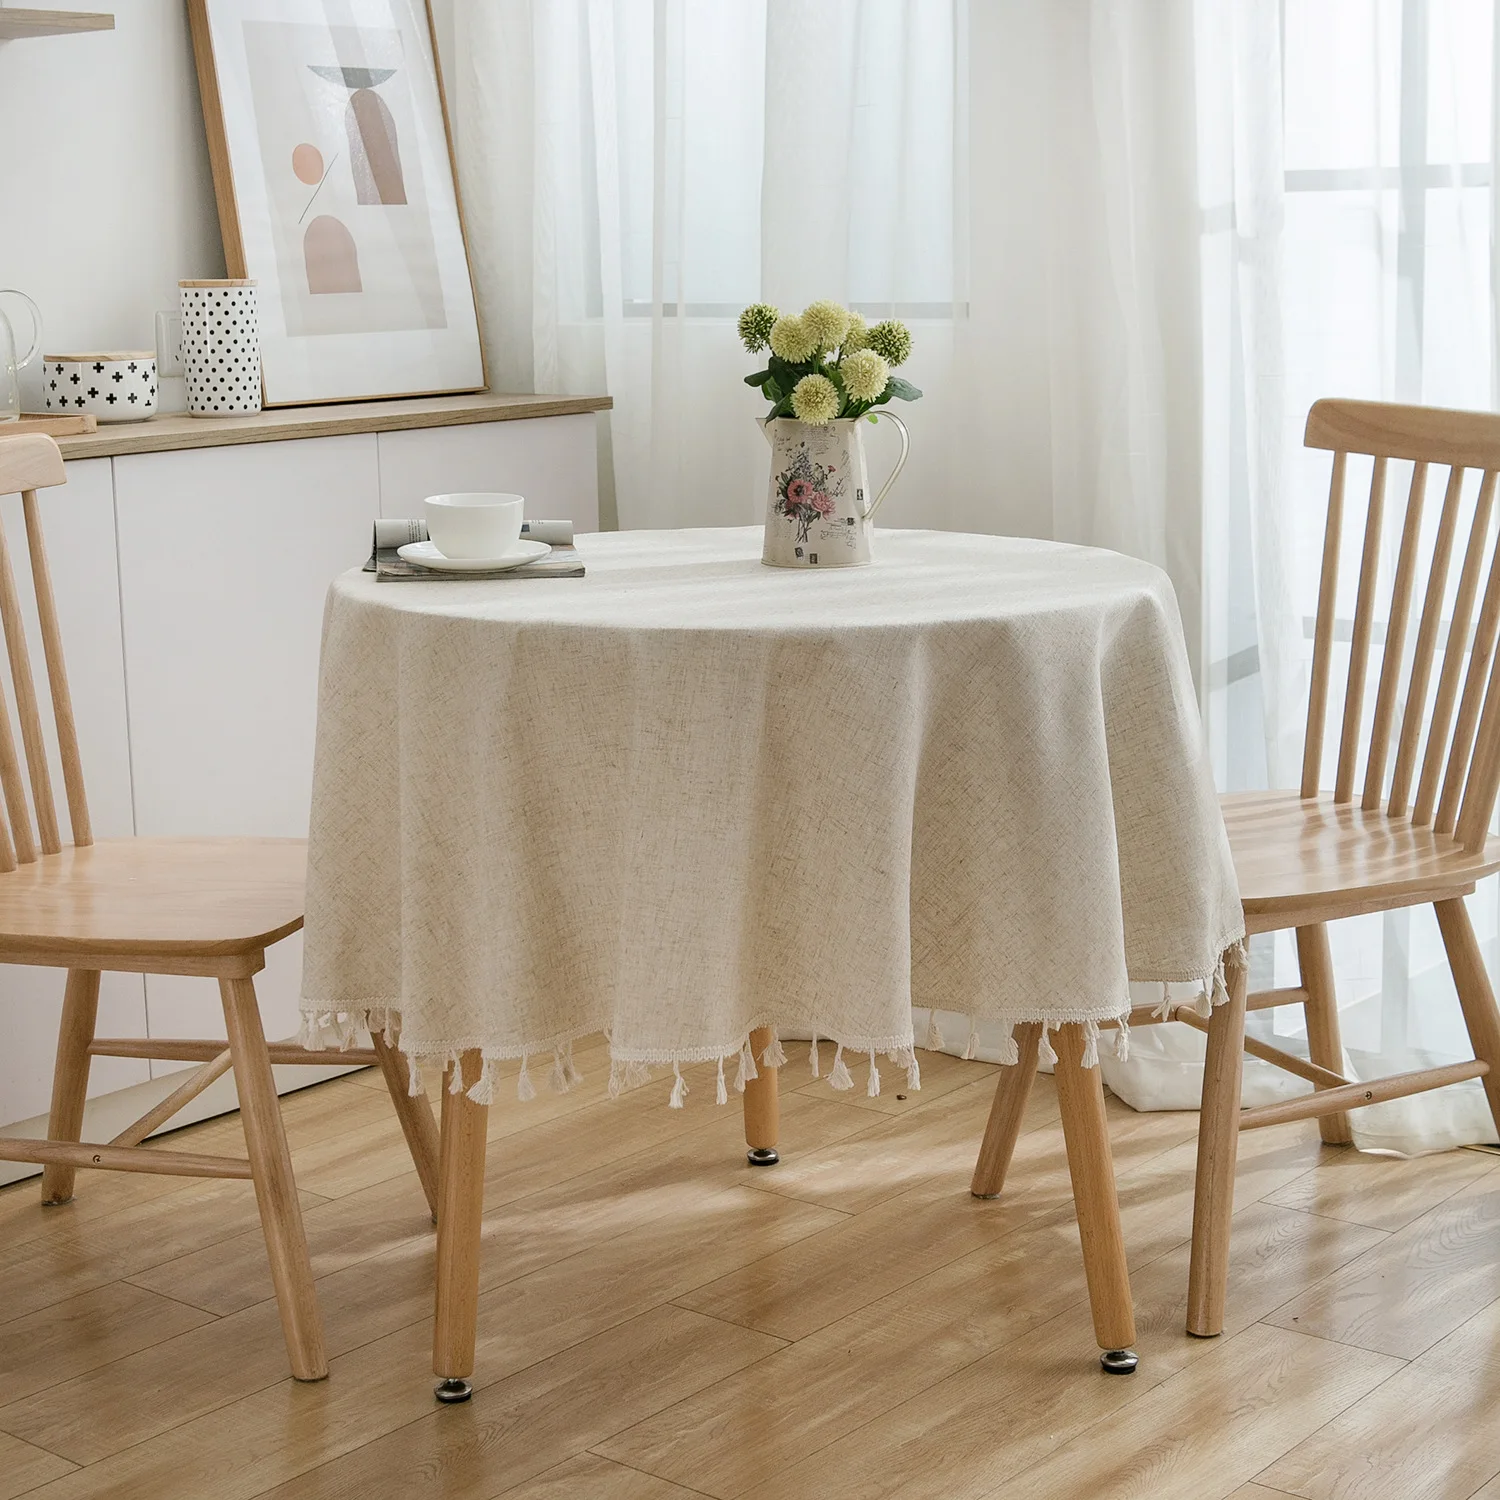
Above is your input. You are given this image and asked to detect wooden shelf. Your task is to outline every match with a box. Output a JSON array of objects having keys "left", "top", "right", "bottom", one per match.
[
  {"left": 0, "top": 9, "right": 114, "bottom": 37},
  {"left": 54, "top": 391, "right": 612, "bottom": 460}
]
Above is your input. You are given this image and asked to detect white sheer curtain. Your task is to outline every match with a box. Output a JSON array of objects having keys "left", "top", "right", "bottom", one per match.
[
  {"left": 449, "top": 0, "right": 1500, "bottom": 1152},
  {"left": 1187, "top": 0, "right": 1500, "bottom": 1152}
]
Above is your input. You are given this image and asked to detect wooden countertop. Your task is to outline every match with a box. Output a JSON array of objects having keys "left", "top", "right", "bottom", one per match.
[{"left": 56, "top": 392, "right": 612, "bottom": 461}]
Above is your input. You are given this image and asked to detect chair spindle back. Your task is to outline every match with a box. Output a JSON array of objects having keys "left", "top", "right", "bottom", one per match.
[
  {"left": 1302, "top": 399, "right": 1500, "bottom": 853},
  {"left": 0, "top": 434, "right": 92, "bottom": 865}
]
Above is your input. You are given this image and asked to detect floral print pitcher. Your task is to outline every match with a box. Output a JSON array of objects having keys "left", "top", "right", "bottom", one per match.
[{"left": 761, "top": 413, "right": 909, "bottom": 568}]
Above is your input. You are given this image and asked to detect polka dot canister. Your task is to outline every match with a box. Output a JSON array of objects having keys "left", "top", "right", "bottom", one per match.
[{"left": 180, "top": 280, "right": 262, "bottom": 416}]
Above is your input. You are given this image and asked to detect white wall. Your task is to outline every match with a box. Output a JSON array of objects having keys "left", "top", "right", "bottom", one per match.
[
  {"left": 0, "top": 2, "right": 221, "bottom": 405},
  {"left": 0, "top": 0, "right": 456, "bottom": 409}
]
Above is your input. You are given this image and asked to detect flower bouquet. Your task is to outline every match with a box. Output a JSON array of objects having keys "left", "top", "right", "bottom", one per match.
[{"left": 737, "top": 300, "right": 922, "bottom": 425}]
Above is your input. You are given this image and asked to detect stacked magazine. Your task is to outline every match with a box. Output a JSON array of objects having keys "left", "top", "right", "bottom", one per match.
[{"left": 365, "top": 519, "right": 585, "bottom": 580}]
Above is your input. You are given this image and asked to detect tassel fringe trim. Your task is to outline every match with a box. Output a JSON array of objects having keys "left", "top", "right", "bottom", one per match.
[{"left": 299, "top": 943, "right": 1245, "bottom": 1109}]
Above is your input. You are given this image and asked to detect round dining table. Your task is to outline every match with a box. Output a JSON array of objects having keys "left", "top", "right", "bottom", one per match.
[{"left": 300, "top": 526, "right": 1242, "bottom": 1401}]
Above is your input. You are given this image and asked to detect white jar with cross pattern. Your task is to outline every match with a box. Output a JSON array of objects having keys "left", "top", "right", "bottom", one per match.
[{"left": 180, "top": 280, "right": 262, "bottom": 416}]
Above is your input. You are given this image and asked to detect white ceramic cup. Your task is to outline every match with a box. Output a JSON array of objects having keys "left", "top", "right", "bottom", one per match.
[{"left": 423, "top": 493, "right": 524, "bottom": 559}]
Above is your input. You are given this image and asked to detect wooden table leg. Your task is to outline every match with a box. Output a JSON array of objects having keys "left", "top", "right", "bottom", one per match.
[
  {"left": 433, "top": 1048, "right": 489, "bottom": 1403},
  {"left": 971, "top": 1021, "right": 1043, "bottom": 1197},
  {"left": 1053, "top": 1021, "right": 1137, "bottom": 1374},
  {"left": 742, "top": 1025, "right": 780, "bottom": 1166}
]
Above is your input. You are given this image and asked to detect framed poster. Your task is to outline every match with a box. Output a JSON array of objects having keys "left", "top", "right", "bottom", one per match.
[{"left": 188, "top": 0, "right": 485, "bottom": 406}]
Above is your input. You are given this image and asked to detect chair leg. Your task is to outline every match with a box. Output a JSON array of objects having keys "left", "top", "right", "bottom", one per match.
[
  {"left": 1186, "top": 948, "right": 1247, "bottom": 1337},
  {"left": 220, "top": 975, "right": 328, "bottom": 1381},
  {"left": 971, "top": 1021, "right": 1042, "bottom": 1198},
  {"left": 41, "top": 968, "right": 101, "bottom": 1205},
  {"left": 1434, "top": 896, "right": 1500, "bottom": 1142},
  {"left": 370, "top": 1031, "right": 441, "bottom": 1220},
  {"left": 1296, "top": 924, "right": 1353, "bottom": 1145},
  {"left": 434, "top": 1049, "right": 489, "bottom": 1403},
  {"left": 1052, "top": 1021, "right": 1137, "bottom": 1371}
]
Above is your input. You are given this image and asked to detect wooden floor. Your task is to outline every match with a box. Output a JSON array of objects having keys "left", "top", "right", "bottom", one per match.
[{"left": 4, "top": 1042, "right": 1500, "bottom": 1499}]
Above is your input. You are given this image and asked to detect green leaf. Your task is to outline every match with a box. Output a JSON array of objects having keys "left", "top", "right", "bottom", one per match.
[
  {"left": 763, "top": 377, "right": 784, "bottom": 402},
  {"left": 886, "top": 376, "right": 923, "bottom": 402},
  {"left": 743, "top": 368, "right": 774, "bottom": 388}
]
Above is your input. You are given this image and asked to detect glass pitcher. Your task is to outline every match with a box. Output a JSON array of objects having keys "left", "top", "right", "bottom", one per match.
[{"left": 0, "top": 291, "right": 42, "bottom": 422}]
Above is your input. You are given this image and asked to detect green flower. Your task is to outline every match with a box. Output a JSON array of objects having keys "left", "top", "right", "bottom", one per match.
[
  {"left": 841, "top": 348, "right": 889, "bottom": 403},
  {"left": 791, "top": 373, "right": 840, "bottom": 425},
  {"left": 769, "top": 314, "right": 819, "bottom": 364},
  {"left": 866, "top": 319, "right": 912, "bottom": 367},
  {"left": 737, "top": 302, "right": 780, "bottom": 354},
  {"left": 801, "top": 299, "right": 851, "bottom": 350},
  {"left": 841, "top": 312, "right": 870, "bottom": 353}
]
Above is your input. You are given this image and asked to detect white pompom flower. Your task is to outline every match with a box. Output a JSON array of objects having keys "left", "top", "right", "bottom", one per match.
[
  {"left": 801, "top": 299, "right": 851, "bottom": 350},
  {"left": 769, "top": 315, "right": 819, "bottom": 364},
  {"left": 791, "top": 373, "right": 841, "bottom": 425},
  {"left": 841, "top": 348, "right": 889, "bottom": 403}
]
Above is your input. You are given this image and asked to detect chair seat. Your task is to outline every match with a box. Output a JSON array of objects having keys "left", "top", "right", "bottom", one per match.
[
  {"left": 0, "top": 838, "right": 305, "bottom": 960},
  {"left": 1223, "top": 790, "right": 1500, "bottom": 927}
]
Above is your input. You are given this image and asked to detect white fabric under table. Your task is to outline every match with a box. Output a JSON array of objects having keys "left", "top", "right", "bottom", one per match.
[{"left": 300, "top": 527, "right": 1243, "bottom": 1100}]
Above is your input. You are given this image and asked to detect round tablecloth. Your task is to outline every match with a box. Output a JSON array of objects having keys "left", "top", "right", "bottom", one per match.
[{"left": 300, "top": 527, "right": 1243, "bottom": 1103}]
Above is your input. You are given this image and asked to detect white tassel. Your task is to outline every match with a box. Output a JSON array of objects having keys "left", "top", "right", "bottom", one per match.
[
  {"left": 1081, "top": 1020, "right": 1100, "bottom": 1068},
  {"left": 716, "top": 1055, "right": 728, "bottom": 1105},
  {"left": 516, "top": 1056, "right": 536, "bottom": 1101},
  {"left": 447, "top": 1058, "right": 465, "bottom": 1095},
  {"left": 867, "top": 1049, "right": 881, "bottom": 1097},
  {"left": 925, "top": 1009, "right": 944, "bottom": 1051},
  {"left": 761, "top": 1031, "right": 787, "bottom": 1069},
  {"left": 963, "top": 1028, "right": 979, "bottom": 1061},
  {"left": 735, "top": 1042, "right": 758, "bottom": 1093},
  {"left": 1154, "top": 982, "right": 1174, "bottom": 1021},
  {"left": 563, "top": 1039, "right": 583, "bottom": 1089},
  {"left": 997, "top": 1024, "right": 1019, "bottom": 1067},
  {"left": 829, "top": 1045, "right": 854, "bottom": 1091},
  {"left": 1114, "top": 1015, "right": 1131, "bottom": 1062},
  {"left": 467, "top": 1059, "right": 497, "bottom": 1106},
  {"left": 809, "top": 1034, "right": 821, "bottom": 1078},
  {"left": 407, "top": 1055, "right": 423, "bottom": 1097},
  {"left": 1038, "top": 1026, "right": 1058, "bottom": 1066},
  {"left": 902, "top": 1047, "right": 921, "bottom": 1090},
  {"left": 549, "top": 1048, "right": 569, "bottom": 1094},
  {"left": 669, "top": 1061, "right": 688, "bottom": 1109},
  {"left": 608, "top": 1057, "right": 624, "bottom": 1099}
]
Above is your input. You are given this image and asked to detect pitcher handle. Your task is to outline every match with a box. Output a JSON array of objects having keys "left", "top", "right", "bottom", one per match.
[
  {"left": 0, "top": 291, "right": 42, "bottom": 369},
  {"left": 862, "top": 410, "right": 909, "bottom": 520}
]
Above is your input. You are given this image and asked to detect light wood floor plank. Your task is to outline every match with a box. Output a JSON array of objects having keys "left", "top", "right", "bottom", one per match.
[
  {"left": 251, "top": 1307, "right": 780, "bottom": 1500},
  {"left": 1264, "top": 1171, "right": 1500, "bottom": 1357},
  {"left": 626, "top": 1199, "right": 1385, "bottom": 1500},
  {"left": 0, "top": 1281, "right": 214, "bottom": 1407},
  {"left": 1260, "top": 1144, "right": 1495, "bottom": 1232},
  {"left": 0, "top": 1431, "right": 75, "bottom": 1497},
  {"left": 1257, "top": 1292, "right": 1500, "bottom": 1499},
  {"left": 500, "top": 1452, "right": 705, "bottom": 1499},
  {"left": 978, "top": 1324, "right": 1402, "bottom": 1500}
]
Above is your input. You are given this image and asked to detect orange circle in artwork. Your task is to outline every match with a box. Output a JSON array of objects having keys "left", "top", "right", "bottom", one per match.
[{"left": 292, "top": 144, "right": 324, "bottom": 184}]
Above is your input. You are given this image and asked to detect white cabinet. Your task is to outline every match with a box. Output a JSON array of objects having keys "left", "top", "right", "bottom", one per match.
[
  {"left": 113, "top": 435, "right": 381, "bottom": 1055},
  {"left": 0, "top": 402, "right": 602, "bottom": 1153},
  {"left": 376, "top": 415, "right": 600, "bottom": 529}
]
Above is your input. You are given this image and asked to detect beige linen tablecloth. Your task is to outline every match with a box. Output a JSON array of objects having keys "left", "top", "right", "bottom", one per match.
[{"left": 301, "top": 527, "right": 1242, "bottom": 1105}]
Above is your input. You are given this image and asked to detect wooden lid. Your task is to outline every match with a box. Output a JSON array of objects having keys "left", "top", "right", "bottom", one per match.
[
  {"left": 44, "top": 352, "right": 155, "bottom": 361},
  {"left": 178, "top": 279, "right": 256, "bottom": 288}
]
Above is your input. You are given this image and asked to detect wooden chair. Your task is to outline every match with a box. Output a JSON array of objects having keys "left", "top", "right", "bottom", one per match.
[
  {"left": 970, "top": 398, "right": 1500, "bottom": 1341},
  {"left": 0, "top": 434, "right": 441, "bottom": 1380}
]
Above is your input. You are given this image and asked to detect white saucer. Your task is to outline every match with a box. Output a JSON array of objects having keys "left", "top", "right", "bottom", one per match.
[{"left": 397, "top": 539, "right": 552, "bottom": 572}]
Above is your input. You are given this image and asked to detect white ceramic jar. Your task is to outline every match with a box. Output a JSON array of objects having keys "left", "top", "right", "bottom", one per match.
[
  {"left": 181, "top": 279, "right": 262, "bottom": 416},
  {"left": 41, "top": 352, "right": 158, "bottom": 423}
]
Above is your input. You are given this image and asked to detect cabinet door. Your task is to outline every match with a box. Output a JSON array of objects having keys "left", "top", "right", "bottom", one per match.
[
  {"left": 377, "top": 415, "right": 601, "bottom": 531},
  {"left": 0, "top": 458, "right": 147, "bottom": 1150},
  {"left": 113, "top": 436, "right": 380, "bottom": 1053}
]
